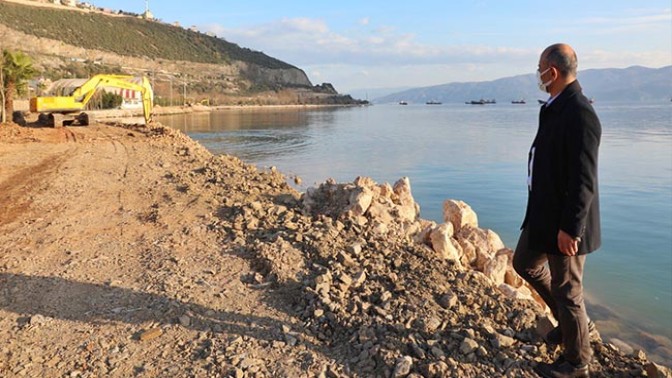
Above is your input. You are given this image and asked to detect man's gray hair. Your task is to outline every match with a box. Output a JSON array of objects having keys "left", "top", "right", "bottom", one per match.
[{"left": 545, "top": 44, "right": 578, "bottom": 77}]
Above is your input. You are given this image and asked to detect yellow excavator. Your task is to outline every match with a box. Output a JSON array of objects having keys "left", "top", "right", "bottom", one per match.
[{"left": 30, "top": 74, "right": 153, "bottom": 127}]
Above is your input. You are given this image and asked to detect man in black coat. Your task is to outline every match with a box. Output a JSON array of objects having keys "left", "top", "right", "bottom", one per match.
[{"left": 513, "top": 43, "right": 602, "bottom": 378}]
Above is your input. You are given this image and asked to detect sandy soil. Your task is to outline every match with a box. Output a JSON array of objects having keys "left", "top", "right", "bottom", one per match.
[{"left": 0, "top": 122, "right": 313, "bottom": 377}]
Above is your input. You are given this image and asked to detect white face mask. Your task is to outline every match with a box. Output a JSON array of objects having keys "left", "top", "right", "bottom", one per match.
[{"left": 536, "top": 67, "right": 552, "bottom": 92}]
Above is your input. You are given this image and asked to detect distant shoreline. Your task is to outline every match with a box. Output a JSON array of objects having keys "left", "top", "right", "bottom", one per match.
[{"left": 11, "top": 101, "right": 369, "bottom": 124}]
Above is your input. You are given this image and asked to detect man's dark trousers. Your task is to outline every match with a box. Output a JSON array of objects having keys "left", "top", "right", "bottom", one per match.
[{"left": 513, "top": 227, "right": 592, "bottom": 365}]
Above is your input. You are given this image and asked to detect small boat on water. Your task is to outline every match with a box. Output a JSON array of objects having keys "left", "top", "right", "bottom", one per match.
[
  {"left": 426, "top": 100, "right": 442, "bottom": 105},
  {"left": 538, "top": 99, "right": 547, "bottom": 105},
  {"left": 399, "top": 101, "right": 408, "bottom": 105},
  {"left": 511, "top": 99, "right": 526, "bottom": 104},
  {"left": 466, "top": 98, "right": 496, "bottom": 105}
]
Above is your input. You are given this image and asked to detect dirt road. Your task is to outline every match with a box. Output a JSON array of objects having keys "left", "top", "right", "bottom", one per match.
[{"left": 0, "top": 123, "right": 312, "bottom": 377}]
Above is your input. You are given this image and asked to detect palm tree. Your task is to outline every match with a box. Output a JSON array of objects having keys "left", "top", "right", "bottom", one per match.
[{"left": 1, "top": 49, "right": 36, "bottom": 123}]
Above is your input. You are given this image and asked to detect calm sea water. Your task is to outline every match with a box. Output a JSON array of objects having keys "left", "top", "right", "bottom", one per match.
[{"left": 158, "top": 102, "right": 672, "bottom": 361}]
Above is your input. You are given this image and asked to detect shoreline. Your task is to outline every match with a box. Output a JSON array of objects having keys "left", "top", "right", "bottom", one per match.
[
  {"left": 11, "top": 100, "right": 369, "bottom": 121},
  {"left": 0, "top": 121, "right": 669, "bottom": 377},
  {"left": 154, "top": 103, "right": 368, "bottom": 115}
]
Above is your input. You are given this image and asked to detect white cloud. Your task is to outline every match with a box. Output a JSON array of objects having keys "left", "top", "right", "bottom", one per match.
[
  {"left": 582, "top": 50, "right": 672, "bottom": 69},
  {"left": 201, "top": 11, "right": 670, "bottom": 92},
  {"left": 580, "top": 7, "right": 671, "bottom": 26},
  {"left": 279, "top": 17, "right": 329, "bottom": 34},
  {"left": 204, "top": 17, "right": 538, "bottom": 68},
  {"left": 551, "top": 7, "right": 672, "bottom": 37}
]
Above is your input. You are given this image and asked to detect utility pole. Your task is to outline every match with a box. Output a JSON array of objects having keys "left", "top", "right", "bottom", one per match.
[
  {"left": 169, "top": 78, "right": 173, "bottom": 107},
  {"left": 182, "top": 81, "right": 186, "bottom": 106}
]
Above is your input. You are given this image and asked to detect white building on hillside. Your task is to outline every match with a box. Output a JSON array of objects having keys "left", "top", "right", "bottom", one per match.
[{"left": 142, "top": 0, "right": 153, "bottom": 19}]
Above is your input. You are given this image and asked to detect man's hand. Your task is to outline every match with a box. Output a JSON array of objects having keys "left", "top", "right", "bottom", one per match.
[{"left": 558, "top": 229, "right": 579, "bottom": 256}]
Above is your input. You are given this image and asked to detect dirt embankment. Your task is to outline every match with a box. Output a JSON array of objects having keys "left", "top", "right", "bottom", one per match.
[{"left": 0, "top": 122, "right": 668, "bottom": 378}]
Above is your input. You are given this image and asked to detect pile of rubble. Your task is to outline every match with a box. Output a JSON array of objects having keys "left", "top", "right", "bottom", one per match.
[{"left": 236, "top": 174, "right": 669, "bottom": 377}]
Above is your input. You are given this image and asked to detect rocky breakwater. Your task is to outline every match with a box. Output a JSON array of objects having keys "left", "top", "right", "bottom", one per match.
[{"left": 238, "top": 174, "right": 670, "bottom": 377}]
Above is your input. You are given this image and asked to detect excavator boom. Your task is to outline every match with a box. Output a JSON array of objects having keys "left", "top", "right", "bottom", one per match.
[{"left": 30, "top": 74, "right": 153, "bottom": 125}]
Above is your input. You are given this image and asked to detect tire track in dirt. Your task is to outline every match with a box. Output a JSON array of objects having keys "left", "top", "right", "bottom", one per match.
[
  {"left": 95, "top": 127, "right": 133, "bottom": 239},
  {"left": 0, "top": 151, "right": 72, "bottom": 228},
  {"left": 63, "top": 127, "right": 77, "bottom": 143},
  {"left": 0, "top": 126, "right": 83, "bottom": 228},
  {"left": 113, "top": 138, "right": 131, "bottom": 238}
]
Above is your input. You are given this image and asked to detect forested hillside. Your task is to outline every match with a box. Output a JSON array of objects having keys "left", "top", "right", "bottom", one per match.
[
  {"left": 0, "top": 1, "right": 294, "bottom": 69},
  {"left": 0, "top": 1, "right": 370, "bottom": 105}
]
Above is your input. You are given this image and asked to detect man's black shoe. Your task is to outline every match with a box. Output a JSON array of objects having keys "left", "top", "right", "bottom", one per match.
[
  {"left": 545, "top": 320, "right": 597, "bottom": 345},
  {"left": 535, "top": 357, "right": 589, "bottom": 378}
]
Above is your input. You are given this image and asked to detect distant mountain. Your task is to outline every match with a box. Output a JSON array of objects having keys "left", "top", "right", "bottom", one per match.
[
  {"left": 374, "top": 66, "right": 672, "bottom": 104},
  {"left": 347, "top": 87, "right": 413, "bottom": 102}
]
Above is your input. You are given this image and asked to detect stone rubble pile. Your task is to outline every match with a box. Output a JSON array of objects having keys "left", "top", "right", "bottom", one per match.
[
  {"left": 303, "top": 176, "right": 538, "bottom": 305},
  {"left": 236, "top": 175, "right": 665, "bottom": 377}
]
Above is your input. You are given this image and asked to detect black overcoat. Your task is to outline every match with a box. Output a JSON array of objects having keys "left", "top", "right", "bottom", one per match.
[{"left": 521, "top": 80, "right": 602, "bottom": 255}]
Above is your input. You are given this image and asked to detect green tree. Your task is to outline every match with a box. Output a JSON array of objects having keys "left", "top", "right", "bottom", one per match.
[
  {"left": 101, "top": 91, "right": 123, "bottom": 109},
  {"left": 2, "top": 49, "right": 37, "bottom": 122}
]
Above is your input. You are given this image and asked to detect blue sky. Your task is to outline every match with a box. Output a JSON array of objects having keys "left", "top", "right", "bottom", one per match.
[{"left": 90, "top": 1, "right": 671, "bottom": 93}]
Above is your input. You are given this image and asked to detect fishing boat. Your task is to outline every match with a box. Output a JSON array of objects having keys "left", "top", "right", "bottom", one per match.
[
  {"left": 466, "top": 99, "right": 485, "bottom": 105},
  {"left": 399, "top": 101, "right": 408, "bottom": 105},
  {"left": 426, "top": 100, "right": 442, "bottom": 105},
  {"left": 511, "top": 99, "right": 526, "bottom": 104},
  {"left": 466, "top": 98, "right": 496, "bottom": 105}
]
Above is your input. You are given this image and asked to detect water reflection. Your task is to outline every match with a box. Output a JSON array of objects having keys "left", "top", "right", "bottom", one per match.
[
  {"left": 158, "top": 109, "right": 313, "bottom": 132},
  {"left": 157, "top": 109, "right": 340, "bottom": 160}
]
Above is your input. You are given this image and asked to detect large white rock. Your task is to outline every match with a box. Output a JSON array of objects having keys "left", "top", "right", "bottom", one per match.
[
  {"left": 455, "top": 226, "right": 508, "bottom": 272},
  {"left": 443, "top": 199, "right": 478, "bottom": 232},
  {"left": 498, "top": 283, "right": 534, "bottom": 301},
  {"left": 396, "top": 205, "right": 418, "bottom": 222},
  {"left": 501, "top": 249, "right": 524, "bottom": 288},
  {"left": 367, "top": 201, "right": 394, "bottom": 224},
  {"left": 401, "top": 220, "right": 422, "bottom": 237},
  {"left": 505, "top": 265, "right": 524, "bottom": 288},
  {"left": 429, "top": 223, "right": 461, "bottom": 264},
  {"left": 414, "top": 221, "right": 437, "bottom": 245},
  {"left": 393, "top": 177, "right": 415, "bottom": 206},
  {"left": 458, "top": 227, "right": 491, "bottom": 270},
  {"left": 353, "top": 176, "right": 377, "bottom": 189},
  {"left": 485, "top": 229, "right": 505, "bottom": 252},
  {"left": 391, "top": 177, "right": 420, "bottom": 222},
  {"left": 483, "top": 249, "right": 511, "bottom": 285},
  {"left": 347, "top": 188, "right": 373, "bottom": 217}
]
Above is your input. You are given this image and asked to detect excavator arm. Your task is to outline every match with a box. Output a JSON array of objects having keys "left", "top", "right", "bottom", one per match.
[{"left": 30, "top": 74, "right": 154, "bottom": 124}]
